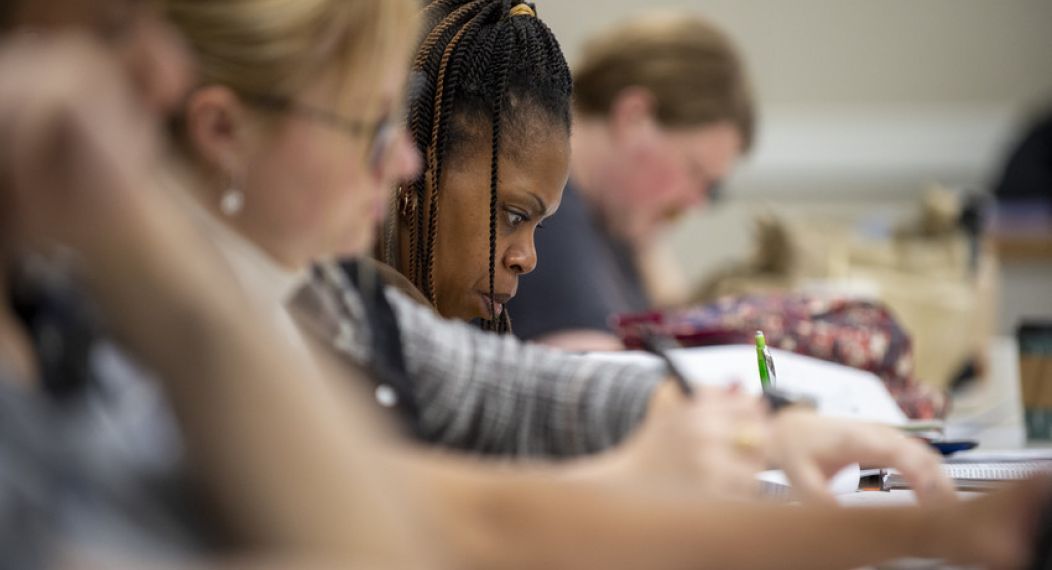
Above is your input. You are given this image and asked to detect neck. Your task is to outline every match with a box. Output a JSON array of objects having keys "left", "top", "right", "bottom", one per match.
[
  {"left": 568, "top": 117, "right": 612, "bottom": 208},
  {"left": 570, "top": 117, "right": 641, "bottom": 243},
  {"left": 166, "top": 157, "right": 308, "bottom": 273}
]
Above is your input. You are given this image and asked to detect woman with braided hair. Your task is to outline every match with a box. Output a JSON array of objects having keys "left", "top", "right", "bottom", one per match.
[{"left": 381, "top": 0, "right": 571, "bottom": 332}]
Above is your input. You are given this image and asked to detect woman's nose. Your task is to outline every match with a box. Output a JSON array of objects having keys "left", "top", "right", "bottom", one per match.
[{"left": 504, "top": 238, "right": 537, "bottom": 275}]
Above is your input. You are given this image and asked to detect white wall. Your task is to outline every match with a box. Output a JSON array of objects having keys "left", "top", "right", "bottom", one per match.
[
  {"left": 547, "top": 0, "right": 1052, "bottom": 107},
  {"left": 541, "top": 0, "right": 1052, "bottom": 330}
]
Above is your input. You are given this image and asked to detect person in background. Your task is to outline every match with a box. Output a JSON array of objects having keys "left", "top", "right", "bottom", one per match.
[
  {"left": 994, "top": 107, "right": 1052, "bottom": 206},
  {"left": 508, "top": 12, "right": 752, "bottom": 350}
]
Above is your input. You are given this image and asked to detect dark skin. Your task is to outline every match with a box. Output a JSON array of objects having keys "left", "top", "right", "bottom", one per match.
[{"left": 399, "top": 122, "right": 569, "bottom": 322}]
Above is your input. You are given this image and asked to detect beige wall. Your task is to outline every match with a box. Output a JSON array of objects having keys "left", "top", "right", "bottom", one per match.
[{"left": 545, "top": 0, "right": 1052, "bottom": 107}]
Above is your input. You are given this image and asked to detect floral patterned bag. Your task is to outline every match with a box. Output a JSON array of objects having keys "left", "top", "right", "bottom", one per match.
[{"left": 614, "top": 294, "right": 948, "bottom": 419}]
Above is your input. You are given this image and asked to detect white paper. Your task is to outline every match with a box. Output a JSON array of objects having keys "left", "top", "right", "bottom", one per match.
[
  {"left": 758, "top": 463, "right": 862, "bottom": 497},
  {"left": 588, "top": 345, "right": 908, "bottom": 424},
  {"left": 947, "top": 448, "right": 1052, "bottom": 463}
]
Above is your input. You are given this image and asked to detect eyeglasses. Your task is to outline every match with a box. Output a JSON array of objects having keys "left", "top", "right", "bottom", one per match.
[
  {"left": 240, "top": 92, "right": 398, "bottom": 175},
  {"left": 682, "top": 151, "right": 724, "bottom": 202}
]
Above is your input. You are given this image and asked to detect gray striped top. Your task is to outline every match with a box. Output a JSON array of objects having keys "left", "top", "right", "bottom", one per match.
[{"left": 297, "top": 262, "right": 665, "bottom": 458}]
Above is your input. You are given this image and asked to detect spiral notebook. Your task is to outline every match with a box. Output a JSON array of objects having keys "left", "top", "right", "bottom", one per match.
[{"left": 883, "top": 461, "right": 1052, "bottom": 492}]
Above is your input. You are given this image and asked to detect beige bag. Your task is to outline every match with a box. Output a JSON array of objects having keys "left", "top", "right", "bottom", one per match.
[{"left": 695, "top": 188, "right": 998, "bottom": 390}]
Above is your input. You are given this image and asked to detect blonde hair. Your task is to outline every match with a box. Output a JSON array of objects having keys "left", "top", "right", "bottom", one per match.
[
  {"left": 164, "top": 0, "right": 418, "bottom": 110},
  {"left": 574, "top": 11, "right": 755, "bottom": 151}
]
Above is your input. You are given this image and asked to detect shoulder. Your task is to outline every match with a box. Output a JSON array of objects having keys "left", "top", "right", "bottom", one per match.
[{"left": 361, "top": 258, "right": 434, "bottom": 309}]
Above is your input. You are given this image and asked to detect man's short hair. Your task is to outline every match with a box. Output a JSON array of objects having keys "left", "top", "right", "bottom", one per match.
[{"left": 574, "top": 11, "right": 755, "bottom": 151}]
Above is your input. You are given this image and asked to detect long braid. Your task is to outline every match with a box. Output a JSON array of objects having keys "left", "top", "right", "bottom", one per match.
[
  {"left": 403, "top": 0, "right": 572, "bottom": 333},
  {"left": 411, "top": 1, "right": 493, "bottom": 301},
  {"left": 421, "top": 0, "right": 464, "bottom": 30},
  {"left": 408, "top": 0, "right": 487, "bottom": 287},
  {"left": 423, "top": 26, "right": 461, "bottom": 304},
  {"left": 423, "top": 5, "right": 494, "bottom": 304},
  {"left": 482, "top": 29, "right": 512, "bottom": 328}
]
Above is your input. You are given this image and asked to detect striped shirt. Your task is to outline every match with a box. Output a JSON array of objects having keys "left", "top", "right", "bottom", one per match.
[{"left": 296, "top": 261, "right": 665, "bottom": 458}]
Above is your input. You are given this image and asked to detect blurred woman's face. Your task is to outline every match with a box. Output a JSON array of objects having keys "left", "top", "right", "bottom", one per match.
[{"left": 232, "top": 62, "right": 421, "bottom": 269}]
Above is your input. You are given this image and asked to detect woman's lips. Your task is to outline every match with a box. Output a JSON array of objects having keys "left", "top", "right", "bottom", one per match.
[{"left": 477, "top": 291, "right": 512, "bottom": 318}]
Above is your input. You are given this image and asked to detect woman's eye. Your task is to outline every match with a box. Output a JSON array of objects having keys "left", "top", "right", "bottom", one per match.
[{"left": 505, "top": 210, "right": 528, "bottom": 227}]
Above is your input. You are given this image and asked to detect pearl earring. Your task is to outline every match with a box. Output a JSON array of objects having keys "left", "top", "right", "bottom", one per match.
[{"left": 219, "top": 184, "right": 244, "bottom": 216}]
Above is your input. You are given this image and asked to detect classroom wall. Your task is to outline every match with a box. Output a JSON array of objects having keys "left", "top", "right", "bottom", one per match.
[
  {"left": 548, "top": 0, "right": 1052, "bottom": 107},
  {"left": 541, "top": 0, "right": 1052, "bottom": 331}
]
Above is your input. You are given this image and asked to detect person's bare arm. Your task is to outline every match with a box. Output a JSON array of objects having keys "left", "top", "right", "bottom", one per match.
[{"left": 396, "top": 448, "right": 1049, "bottom": 570}]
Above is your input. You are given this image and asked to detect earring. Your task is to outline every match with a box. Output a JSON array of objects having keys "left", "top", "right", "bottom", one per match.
[
  {"left": 219, "top": 183, "right": 244, "bottom": 217},
  {"left": 397, "top": 186, "right": 417, "bottom": 220}
]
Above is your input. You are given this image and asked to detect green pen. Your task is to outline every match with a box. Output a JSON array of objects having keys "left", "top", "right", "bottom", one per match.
[
  {"left": 753, "top": 333, "right": 814, "bottom": 411},
  {"left": 755, "top": 330, "right": 775, "bottom": 389}
]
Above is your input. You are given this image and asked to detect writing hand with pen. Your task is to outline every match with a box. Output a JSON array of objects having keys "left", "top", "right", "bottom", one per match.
[{"left": 630, "top": 331, "right": 955, "bottom": 504}]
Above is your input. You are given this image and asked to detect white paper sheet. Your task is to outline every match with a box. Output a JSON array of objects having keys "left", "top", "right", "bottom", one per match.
[
  {"left": 758, "top": 463, "right": 862, "bottom": 499},
  {"left": 588, "top": 344, "right": 908, "bottom": 424}
]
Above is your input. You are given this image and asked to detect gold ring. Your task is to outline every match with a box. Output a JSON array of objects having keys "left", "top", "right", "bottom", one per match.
[
  {"left": 509, "top": 4, "right": 536, "bottom": 18},
  {"left": 732, "top": 426, "right": 763, "bottom": 454}
]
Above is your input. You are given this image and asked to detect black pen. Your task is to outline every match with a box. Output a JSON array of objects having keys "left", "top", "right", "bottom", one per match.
[{"left": 638, "top": 332, "right": 695, "bottom": 398}]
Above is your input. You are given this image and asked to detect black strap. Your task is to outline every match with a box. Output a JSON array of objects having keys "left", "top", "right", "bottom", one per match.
[
  {"left": 339, "top": 260, "right": 422, "bottom": 437},
  {"left": 8, "top": 260, "right": 98, "bottom": 402}
]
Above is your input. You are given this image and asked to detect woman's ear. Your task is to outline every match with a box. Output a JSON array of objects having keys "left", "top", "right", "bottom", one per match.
[
  {"left": 608, "top": 86, "right": 657, "bottom": 141},
  {"left": 182, "top": 85, "right": 250, "bottom": 176}
]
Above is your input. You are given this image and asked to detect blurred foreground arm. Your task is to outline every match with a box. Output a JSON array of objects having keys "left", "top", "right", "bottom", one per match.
[{"left": 1, "top": 33, "right": 426, "bottom": 567}]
